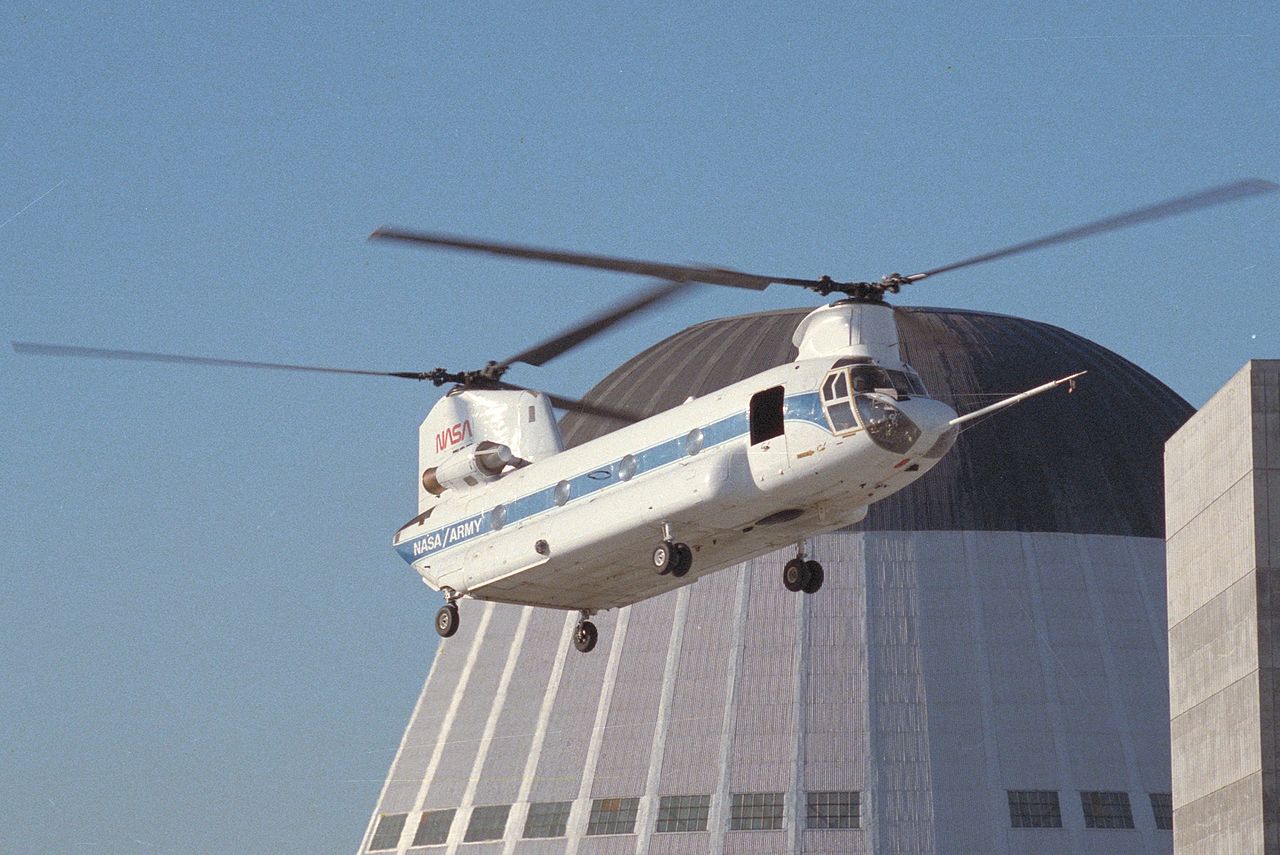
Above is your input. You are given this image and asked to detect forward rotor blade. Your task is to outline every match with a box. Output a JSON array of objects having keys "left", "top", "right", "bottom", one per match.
[
  {"left": 503, "top": 279, "right": 693, "bottom": 368},
  {"left": 370, "top": 227, "right": 819, "bottom": 291},
  {"left": 908, "top": 178, "right": 1280, "bottom": 282},
  {"left": 488, "top": 378, "right": 643, "bottom": 424},
  {"left": 11, "top": 341, "right": 432, "bottom": 380}
]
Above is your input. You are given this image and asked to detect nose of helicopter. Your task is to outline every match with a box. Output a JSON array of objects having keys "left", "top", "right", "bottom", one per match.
[{"left": 896, "top": 396, "right": 961, "bottom": 458}]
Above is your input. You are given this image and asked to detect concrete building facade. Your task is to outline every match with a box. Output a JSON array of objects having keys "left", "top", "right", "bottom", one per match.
[
  {"left": 361, "top": 307, "right": 1189, "bottom": 854},
  {"left": 1166, "top": 360, "right": 1280, "bottom": 853}
]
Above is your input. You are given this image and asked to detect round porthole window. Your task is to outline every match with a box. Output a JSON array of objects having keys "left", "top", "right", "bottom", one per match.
[
  {"left": 489, "top": 504, "right": 506, "bottom": 530},
  {"left": 554, "top": 480, "right": 572, "bottom": 506},
  {"left": 617, "top": 454, "right": 637, "bottom": 481},
  {"left": 685, "top": 428, "right": 705, "bottom": 456}
]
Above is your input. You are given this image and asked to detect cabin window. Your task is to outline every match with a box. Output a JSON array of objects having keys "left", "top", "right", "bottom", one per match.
[
  {"left": 749, "top": 386, "right": 785, "bottom": 445},
  {"left": 617, "top": 454, "right": 637, "bottom": 481}
]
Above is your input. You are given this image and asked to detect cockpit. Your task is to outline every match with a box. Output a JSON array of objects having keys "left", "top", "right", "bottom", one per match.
[{"left": 819, "top": 358, "right": 927, "bottom": 453}]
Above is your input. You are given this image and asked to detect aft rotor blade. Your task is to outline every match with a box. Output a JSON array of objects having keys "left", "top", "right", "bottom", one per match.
[
  {"left": 489, "top": 379, "right": 643, "bottom": 424},
  {"left": 11, "top": 341, "right": 433, "bottom": 381},
  {"left": 369, "top": 227, "right": 820, "bottom": 291},
  {"left": 908, "top": 178, "right": 1280, "bottom": 282},
  {"left": 503, "top": 279, "right": 693, "bottom": 368}
]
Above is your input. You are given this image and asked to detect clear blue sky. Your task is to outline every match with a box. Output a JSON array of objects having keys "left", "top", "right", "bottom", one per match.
[{"left": 3, "top": 3, "right": 1276, "bottom": 853}]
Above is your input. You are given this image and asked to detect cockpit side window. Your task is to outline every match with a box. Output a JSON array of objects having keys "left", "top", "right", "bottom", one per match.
[{"left": 821, "top": 368, "right": 860, "bottom": 434}]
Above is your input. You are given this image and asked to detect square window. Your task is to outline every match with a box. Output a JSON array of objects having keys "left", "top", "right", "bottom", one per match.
[
  {"left": 464, "top": 804, "right": 511, "bottom": 842},
  {"left": 1081, "top": 791, "right": 1133, "bottom": 829},
  {"left": 1150, "top": 792, "right": 1173, "bottom": 831},
  {"left": 411, "top": 809, "right": 454, "bottom": 847},
  {"left": 807, "top": 791, "right": 859, "bottom": 829},
  {"left": 730, "top": 792, "right": 784, "bottom": 831},
  {"left": 655, "top": 794, "right": 711, "bottom": 833},
  {"left": 1007, "top": 790, "right": 1062, "bottom": 828},
  {"left": 587, "top": 797, "right": 640, "bottom": 836},
  {"left": 369, "top": 813, "right": 407, "bottom": 851},
  {"left": 523, "top": 801, "right": 572, "bottom": 839}
]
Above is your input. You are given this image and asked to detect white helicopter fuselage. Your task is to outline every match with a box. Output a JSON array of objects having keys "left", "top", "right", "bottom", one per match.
[{"left": 392, "top": 302, "right": 958, "bottom": 613}]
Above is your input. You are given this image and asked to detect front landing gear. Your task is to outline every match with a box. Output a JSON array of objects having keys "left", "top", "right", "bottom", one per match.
[
  {"left": 782, "top": 548, "right": 824, "bottom": 595},
  {"left": 573, "top": 611, "right": 598, "bottom": 653},
  {"left": 435, "top": 588, "right": 460, "bottom": 638},
  {"left": 654, "top": 523, "right": 693, "bottom": 579}
]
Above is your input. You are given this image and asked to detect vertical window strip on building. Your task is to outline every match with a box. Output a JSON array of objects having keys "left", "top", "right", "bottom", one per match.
[
  {"left": 411, "top": 808, "right": 454, "bottom": 847},
  {"left": 1081, "top": 791, "right": 1134, "bottom": 829},
  {"left": 1007, "top": 790, "right": 1062, "bottom": 828},
  {"left": 523, "top": 801, "right": 573, "bottom": 839},
  {"left": 369, "top": 813, "right": 407, "bottom": 851},
  {"left": 729, "top": 792, "right": 785, "bottom": 831},
  {"left": 464, "top": 804, "right": 512, "bottom": 842},
  {"left": 654, "top": 795, "right": 711, "bottom": 833},
  {"left": 586, "top": 797, "right": 640, "bottom": 836},
  {"left": 806, "top": 791, "right": 860, "bottom": 829},
  {"left": 1150, "top": 792, "right": 1173, "bottom": 831}
]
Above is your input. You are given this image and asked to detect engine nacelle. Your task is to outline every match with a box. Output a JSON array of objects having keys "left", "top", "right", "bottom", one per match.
[
  {"left": 423, "top": 441, "right": 517, "bottom": 495},
  {"left": 417, "top": 388, "right": 564, "bottom": 511}
]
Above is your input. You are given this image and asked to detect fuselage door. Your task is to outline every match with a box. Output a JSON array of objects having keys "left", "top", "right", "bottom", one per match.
[{"left": 747, "top": 385, "right": 788, "bottom": 487}]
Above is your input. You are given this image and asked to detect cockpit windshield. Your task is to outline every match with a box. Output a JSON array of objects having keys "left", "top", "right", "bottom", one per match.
[{"left": 820, "top": 360, "right": 927, "bottom": 448}]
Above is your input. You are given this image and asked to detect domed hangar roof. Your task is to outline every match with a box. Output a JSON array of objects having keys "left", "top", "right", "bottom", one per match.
[{"left": 559, "top": 305, "right": 1192, "bottom": 538}]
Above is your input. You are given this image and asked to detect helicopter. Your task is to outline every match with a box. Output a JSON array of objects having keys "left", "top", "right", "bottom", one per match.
[{"left": 14, "top": 178, "right": 1277, "bottom": 654}]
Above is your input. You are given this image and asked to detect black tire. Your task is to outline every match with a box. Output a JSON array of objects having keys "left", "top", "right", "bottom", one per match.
[
  {"left": 671, "top": 542, "right": 693, "bottom": 578},
  {"left": 435, "top": 603, "right": 460, "bottom": 638},
  {"left": 782, "top": 557, "right": 810, "bottom": 592},
  {"left": 573, "top": 620, "right": 598, "bottom": 653},
  {"left": 801, "top": 560, "right": 824, "bottom": 594},
  {"left": 653, "top": 540, "right": 675, "bottom": 575}
]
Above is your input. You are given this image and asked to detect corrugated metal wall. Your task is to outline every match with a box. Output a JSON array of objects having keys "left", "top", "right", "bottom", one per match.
[{"left": 362, "top": 530, "right": 1172, "bottom": 855}]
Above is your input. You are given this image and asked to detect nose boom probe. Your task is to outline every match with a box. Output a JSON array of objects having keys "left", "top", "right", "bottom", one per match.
[{"left": 949, "top": 371, "right": 1087, "bottom": 427}]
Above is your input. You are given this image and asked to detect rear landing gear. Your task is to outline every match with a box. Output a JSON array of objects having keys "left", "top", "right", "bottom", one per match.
[
  {"left": 434, "top": 588, "right": 461, "bottom": 638},
  {"left": 435, "top": 603, "right": 460, "bottom": 638},
  {"left": 573, "top": 611, "right": 598, "bottom": 653}
]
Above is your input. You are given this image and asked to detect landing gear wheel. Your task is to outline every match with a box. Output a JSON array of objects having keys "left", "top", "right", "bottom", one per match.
[
  {"left": 671, "top": 543, "right": 693, "bottom": 578},
  {"left": 801, "top": 560, "right": 824, "bottom": 594},
  {"left": 573, "top": 620, "right": 598, "bottom": 653},
  {"left": 435, "top": 603, "right": 460, "bottom": 638},
  {"left": 782, "top": 558, "right": 811, "bottom": 592},
  {"left": 653, "top": 540, "right": 675, "bottom": 575}
]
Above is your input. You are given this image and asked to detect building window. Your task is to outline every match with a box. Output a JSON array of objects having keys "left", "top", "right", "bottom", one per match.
[
  {"left": 730, "top": 792, "right": 784, "bottom": 831},
  {"left": 523, "top": 801, "right": 572, "bottom": 839},
  {"left": 587, "top": 797, "right": 640, "bottom": 836},
  {"left": 807, "top": 791, "right": 860, "bottom": 829},
  {"left": 1150, "top": 792, "right": 1173, "bottom": 831},
  {"left": 1007, "top": 790, "right": 1062, "bottom": 828},
  {"left": 655, "top": 794, "right": 711, "bottom": 833},
  {"left": 368, "top": 813, "right": 407, "bottom": 850},
  {"left": 411, "top": 809, "right": 454, "bottom": 847},
  {"left": 463, "top": 804, "right": 511, "bottom": 842},
  {"left": 1081, "top": 791, "right": 1134, "bottom": 829}
]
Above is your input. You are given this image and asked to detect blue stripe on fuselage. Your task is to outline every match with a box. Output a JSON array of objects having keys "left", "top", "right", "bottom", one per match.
[{"left": 395, "top": 391, "right": 830, "bottom": 564}]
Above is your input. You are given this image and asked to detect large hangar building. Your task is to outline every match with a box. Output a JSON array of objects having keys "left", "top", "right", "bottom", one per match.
[{"left": 360, "top": 306, "right": 1188, "bottom": 855}]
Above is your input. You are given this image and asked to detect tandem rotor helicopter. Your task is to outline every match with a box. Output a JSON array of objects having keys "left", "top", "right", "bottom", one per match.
[{"left": 15, "top": 179, "right": 1277, "bottom": 653}]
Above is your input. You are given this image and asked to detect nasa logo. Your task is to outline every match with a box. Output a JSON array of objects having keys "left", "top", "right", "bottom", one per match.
[{"left": 435, "top": 419, "right": 473, "bottom": 452}]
